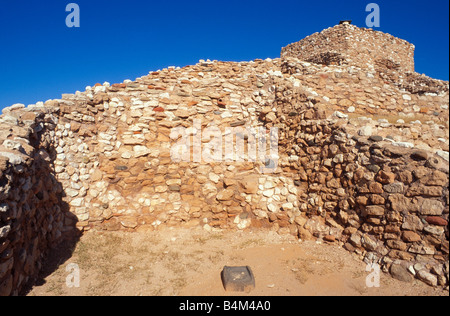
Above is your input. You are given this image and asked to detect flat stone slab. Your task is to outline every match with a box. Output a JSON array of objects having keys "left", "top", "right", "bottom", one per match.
[{"left": 221, "top": 266, "right": 255, "bottom": 293}]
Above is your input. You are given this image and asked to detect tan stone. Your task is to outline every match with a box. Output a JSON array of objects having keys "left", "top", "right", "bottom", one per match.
[
  {"left": 402, "top": 231, "right": 422, "bottom": 242},
  {"left": 217, "top": 188, "right": 235, "bottom": 201},
  {"left": 91, "top": 169, "right": 103, "bottom": 182},
  {"left": 239, "top": 176, "right": 259, "bottom": 194}
]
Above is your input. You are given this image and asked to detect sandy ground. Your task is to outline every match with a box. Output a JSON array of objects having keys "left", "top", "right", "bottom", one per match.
[{"left": 26, "top": 227, "right": 447, "bottom": 296}]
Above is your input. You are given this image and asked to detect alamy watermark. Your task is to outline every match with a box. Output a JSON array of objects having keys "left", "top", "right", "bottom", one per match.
[
  {"left": 366, "top": 3, "right": 380, "bottom": 28},
  {"left": 365, "top": 263, "right": 381, "bottom": 288},
  {"left": 66, "top": 3, "right": 80, "bottom": 28},
  {"left": 66, "top": 263, "right": 80, "bottom": 288},
  {"left": 170, "top": 120, "right": 279, "bottom": 174}
]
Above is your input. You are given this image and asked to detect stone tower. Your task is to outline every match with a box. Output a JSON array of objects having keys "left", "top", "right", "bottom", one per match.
[{"left": 281, "top": 23, "right": 415, "bottom": 73}]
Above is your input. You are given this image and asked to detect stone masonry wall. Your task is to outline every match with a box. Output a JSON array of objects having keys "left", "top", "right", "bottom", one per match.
[
  {"left": 0, "top": 105, "right": 77, "bottom": 296},
  {"left": 264, "top": 80, "right": 449, "bottom": 287},
  {"left": 281, "top": 24, "right": 415, "bottom": 73},
  {"left": 1, "top": 25, "right": 449, "bottom": 295}
]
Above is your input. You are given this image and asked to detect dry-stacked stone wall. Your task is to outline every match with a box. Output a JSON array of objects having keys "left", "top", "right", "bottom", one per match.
[
  {"left": 265, "top": 91, "right": 449, "bottom": 287},
  {"left": 281, "top": 24, "right": 415, "bottom": 73},
  {"left": 0, "top": 105, "right": 77, "bottom": 295},
  {"left": 1, "top": 24, "right": 449, "bottom": 295}
]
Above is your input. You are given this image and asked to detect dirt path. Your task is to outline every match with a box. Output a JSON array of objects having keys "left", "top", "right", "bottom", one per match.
[{"left": 26, "top": 227, "right": 447, "bottom": 296}]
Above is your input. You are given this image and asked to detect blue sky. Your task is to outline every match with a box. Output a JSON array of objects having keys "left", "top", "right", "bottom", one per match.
[{"left": 0, "top": 0, "right": 448, "bottom": 110}]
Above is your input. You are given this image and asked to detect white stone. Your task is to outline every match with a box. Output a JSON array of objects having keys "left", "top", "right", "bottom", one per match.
[
  {"left": 332, "top": 111, "right": 348, "bottom": 119},
  {"left": 264, "top": 181, "right": 276, "bottom": 189},
  {"left": 221, "top": 111, "right": 233, "bottom": 119},
  {"left": 436, "top": 150, "right": 449, "bottom": 162},
  {"left": 272, "top": 195, "right": 281, "bottom": 202},
  {"left": 121, "top": 151, "right": 133, "bottom": 159},
  {"left": 254, "top": 209, "right": 268, "bottom": 219},
  {"left": 267, "top": 203, "right": 278, "bottom": 213},
  {"left": 209, "top": 173, "right": 220, "bottom": 184},
  {"left": 288, "top": 185, "right": 297, "bottom": 195},
  {"left": 402, "top": 94, "right": 412, "bottom": 101},
  {"left": 76, "top": 213, "right": 89, "bottom": 222},
  {"left": 3, "top": 140, "right": 21, "bottom": 151},
  {"left": 287, "top": 194, "right": 297, "bottom": 203},
  {"left": 166, "top": 179, "right": 182, "bottom": 186},
  {"left": 65, "top": 189, "right": 79, "bottom": 198},
  {"left": 2, "top": 103, "right": 25, "bottom": 114},
  {"left": 280, "top": 200, "right": 291, "bottom": 209},
  {"left": 133, "top": 145, "right": 151, "bottom": 157},
  {"left": 70, "top": 198, "right": 84, "bottom": 207},
  {"left": 358, "top": 125, "right": 373, "bottom": 136},
  {"left": 392, "top": 141, "right": 414, "bottom": 148},
  {"left": 237, "top": 218, "right": 251, "bottom": 230},
  {"left": 0, "top": 152, "right": 25, "bottom": 165}
]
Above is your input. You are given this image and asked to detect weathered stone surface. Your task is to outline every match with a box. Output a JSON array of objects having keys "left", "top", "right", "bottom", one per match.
[
  {"left": 383, "top": 182, "right": 404, "bottom": 194},
  {"left": 402, "top": 231, "right": 421, "bottom": 242},
  {"left": 417, "top": 270, "right": 438, "bottom": 287},
  {"left": 368, "top": 181, "right": 384, "bottom": 194},
  {"left": 419, "top": 170, "right": 448, "bottom": 186},
  {"left": 417, "top": 198, "right": 445, "bottom": 216},
  {"left": 390, "top": 264, "right": 413, "bottom": 283},
  {"left": 1, "top": 23, "right": 449, "bottom": 295},
  {"left": 0, "top": 151, "right": 26, "bottom": 165},
  {"left": 239, "top": 176, "right": 259, "bottom": 194},
  {"left": 402, "top": 215, "right": 425, "bottom": 232},
  {"left": 376, "top": 170, "right": 396, "bottom": 184},
  {"left": 217, "top": 188, "right": 235, "bottom": 201},
  {"left": 406, "top": 184, "right": 443, "bottom": 197},
  {"left": 363, "top": 205, "right": 385, "bottom": 217}
]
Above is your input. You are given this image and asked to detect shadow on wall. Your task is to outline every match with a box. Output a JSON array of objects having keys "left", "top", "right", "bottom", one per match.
[
  {"left": 18, "top": 203, "right": 81, "bottom": 296},
  {"left": 21, "top": 126, "right": 82, "bottom": 296},
  {"left": 0, "top": 109, "right": 81, "bottom": 296}
]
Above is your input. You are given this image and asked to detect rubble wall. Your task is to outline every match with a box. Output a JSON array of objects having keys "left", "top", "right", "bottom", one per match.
[
  {"left": 0, "top": 106, "right": 77, "bottom": 295},
  {"left": 1, "top": 25, "right": 449, "bottom": 295},
  {"left": 281, "top": 24, "right": 415, "bottom": 73}
]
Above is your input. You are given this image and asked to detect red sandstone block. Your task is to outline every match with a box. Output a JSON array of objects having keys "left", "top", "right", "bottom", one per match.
[{"left": 426, "top": 216, "right": 448, "bottom": 226}]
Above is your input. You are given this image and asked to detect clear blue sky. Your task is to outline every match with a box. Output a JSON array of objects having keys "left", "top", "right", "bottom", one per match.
[{"left": 0, "top": 0, "right": 448, "bottom": 110}]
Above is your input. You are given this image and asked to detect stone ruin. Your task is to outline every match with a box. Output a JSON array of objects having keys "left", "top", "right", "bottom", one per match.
[{"left": 0, "top": 23, "right": 449, "bottom": 295}]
